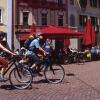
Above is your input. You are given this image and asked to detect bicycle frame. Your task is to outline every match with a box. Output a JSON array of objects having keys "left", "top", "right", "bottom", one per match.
[{"left": 3, "top": 57, "right": 19, "bottom": 76}]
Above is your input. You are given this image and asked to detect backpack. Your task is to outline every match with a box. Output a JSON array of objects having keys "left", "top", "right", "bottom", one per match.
[{"left": 24, "top": 39, "right": 32, "bottom": 50}]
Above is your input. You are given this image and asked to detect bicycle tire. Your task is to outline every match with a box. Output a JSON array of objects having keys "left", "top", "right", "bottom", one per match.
[
  {"left": 44, "top": 64, "right": 65, "bottom": 84},
  {"left": 9, "top": 67, "right": 32, "bottom": 90}
]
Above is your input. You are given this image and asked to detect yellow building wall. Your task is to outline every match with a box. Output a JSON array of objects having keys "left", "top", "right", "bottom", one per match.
[{"left": 0, "top": 0, "right": 7, "bottom": 32}]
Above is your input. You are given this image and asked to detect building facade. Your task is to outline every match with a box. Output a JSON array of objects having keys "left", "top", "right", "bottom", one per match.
[
  {"left": 0, "top": 0, "right": 14, "bottom": 49},
  {"left": 0, "top": 0, "right": 7, "bottom": 32},
  {"left": 0, "top": 0, "right": 7, "bottom": 41},
  {"left": 67, "top": 0, "right": 100, "bottom": 49},
  {"left": 15, "top": 0, "right": 68, "bottom": 49}
]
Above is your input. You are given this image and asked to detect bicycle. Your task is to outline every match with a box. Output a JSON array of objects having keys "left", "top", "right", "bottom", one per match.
[
  {"left": 64, "top": 50, "right": 85, "bottom": 64},
  {"left": 0, "top": 54, "right": 32, "bottom": 90},
  {"left": 20, "top": 54, "right": 65, "bottom": 84}
]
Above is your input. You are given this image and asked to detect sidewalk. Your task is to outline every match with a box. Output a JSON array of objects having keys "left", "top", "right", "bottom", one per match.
[{"left": 0, "top": 61, "right": 100, "bottom": 100}]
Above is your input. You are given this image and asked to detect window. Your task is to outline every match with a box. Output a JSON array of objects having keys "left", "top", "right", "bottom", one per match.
[
  {"left": 79, "top": 15, "right": 87, "bottom": 26},
  {"left": 58, "top": 15, "right": 63, "bottom": 26},
  {"left": 90, "top": 0, "right": 97, "bottom": 7},
  {"left": 79, "top": 0, "right": 87, "bottom": 8},
  {"left": 91, "top": 17, "right": 97, "bottom": 26},
  {"left": 70, "top": 15, "right": 75, "bottom": 27},
  {"left": 99, "top": 0, "right": 100, "bottom": 8},
  {"left": 99, "top": 18, "right": 100, "bottom": 25},
  {"left": 23, "top": 12, "right": 29, "bottom": 25},
  {"left": 41, "top": 13, "right": 47, "bottom": 26},
  {"left": 70, "top": 0, "right": 74, "bottom": 5},
  {"left": 58, "top": 0, "right": 63, "bottom": 5},
  {"left": 41, "top": 0, "right": 47, "bottom": 5},
  {"left": 0, "top": 9, "right": 2, "bottom": 23}
]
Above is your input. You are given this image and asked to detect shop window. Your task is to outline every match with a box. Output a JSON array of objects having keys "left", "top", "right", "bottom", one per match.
[
  {"left": 70, "top": 14, "right": 75, "bottom": 27},
  {"left": 23, "top": 12, "right": 29, "bottom": 25},
  {"left": 58, "top": 15, "right": 63, "bottom": 26},
  {"left": 41, "top": 13, "right": 47, "bottom": 26}
]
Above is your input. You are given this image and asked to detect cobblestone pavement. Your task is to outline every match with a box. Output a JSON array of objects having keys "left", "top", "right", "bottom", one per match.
[{"left": 0, "top": 61, "right": 100, "bottom": 100}]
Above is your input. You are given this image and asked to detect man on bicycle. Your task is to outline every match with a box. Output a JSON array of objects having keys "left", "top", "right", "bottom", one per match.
[{"left": 26, "top": 32, "right": 46, "bottom": 76}]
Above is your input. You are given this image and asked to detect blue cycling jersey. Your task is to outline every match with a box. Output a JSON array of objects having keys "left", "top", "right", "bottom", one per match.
[{"left": 29, "top": 39, "right": 40, "bottom": 53}]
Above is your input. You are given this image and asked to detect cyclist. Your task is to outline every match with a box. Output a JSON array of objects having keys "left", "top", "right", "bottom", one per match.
[
  {"left": 0, "top": 43, "right": 15, "bottom": 81},
  {"left": 26, "top": 32, "right": 46, "bottom": 76}
]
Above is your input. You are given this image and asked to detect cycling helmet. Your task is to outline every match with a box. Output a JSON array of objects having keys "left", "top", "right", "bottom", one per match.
[{"left": 35, "top": 32, "right": 43, "bottom": 38}]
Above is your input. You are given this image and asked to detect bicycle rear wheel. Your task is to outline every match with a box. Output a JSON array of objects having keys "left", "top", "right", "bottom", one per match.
[
  {"left": 44, "top": 64, "right": 65, "bottom": 84},
  {"left": 9, "top": 67, "right": 32, "bottom": 89}
]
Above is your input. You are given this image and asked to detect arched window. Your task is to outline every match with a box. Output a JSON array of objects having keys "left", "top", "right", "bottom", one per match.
[{"left": 70, "top": 15, "right": 75, "bottom": 27}]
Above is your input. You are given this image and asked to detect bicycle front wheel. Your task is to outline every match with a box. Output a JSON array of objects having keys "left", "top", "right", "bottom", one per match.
[
  {"left": 44, "top": 64, "right": 65, "bottom": 84},
  {"left": 9, "top": 67, "right": 32, "bottom": 90}
]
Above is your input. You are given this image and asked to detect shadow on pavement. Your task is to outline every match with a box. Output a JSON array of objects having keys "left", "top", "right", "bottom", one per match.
[
  {"left": 32, "top": 79, "right": 48, "bottom": 84},
  {"left": 0, "top": 84, "right": 33, "bottom": 90},
  {"left": 66, "top": 73, "right": 75, "bottom": 76},
  {"left": 0, "top": 85, "right": 16, "bottom": 90}
]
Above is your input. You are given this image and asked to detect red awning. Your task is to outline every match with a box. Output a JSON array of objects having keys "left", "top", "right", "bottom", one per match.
[
  {"left": 19, "top": 25, "right": 84, "bottom": 40},
  {"left": 40, "top": 26, "right": 83, "bottom": 36}
]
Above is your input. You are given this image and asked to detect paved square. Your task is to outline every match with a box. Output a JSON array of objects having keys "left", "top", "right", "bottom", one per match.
[{"left": 0, "top": 61, "right": 100, "bottom": 100}]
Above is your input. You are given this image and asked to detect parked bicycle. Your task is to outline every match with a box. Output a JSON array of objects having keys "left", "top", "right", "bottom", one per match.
[
  {"left": 64, "top": 49, "right": 85, "bottom": 64},
  {"left": 0, "top": 53, "right": 32, "bottom": 90}
]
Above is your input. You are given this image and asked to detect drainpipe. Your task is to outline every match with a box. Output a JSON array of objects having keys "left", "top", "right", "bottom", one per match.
[{"left": 7, "top": 0, "right": 13, "bottom": 50}]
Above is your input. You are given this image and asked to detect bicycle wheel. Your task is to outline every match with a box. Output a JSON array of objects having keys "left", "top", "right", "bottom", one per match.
[
  {"left": 44, "top": 64, "right": 65, "bottom": 84},
  {"left": 9, "top": 67, "right": 32, "bottom": 89}
]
